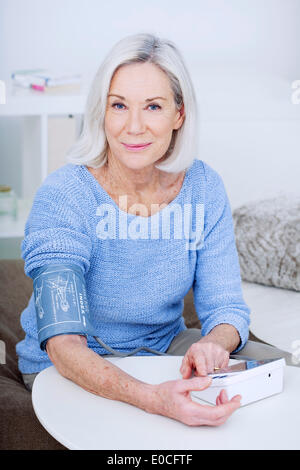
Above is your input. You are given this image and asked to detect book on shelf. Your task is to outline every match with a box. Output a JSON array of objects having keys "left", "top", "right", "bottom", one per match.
[
  {"left": 11, "top": 69, "right": 46, "bottom": 88},
  {"left": 31, "top": 83, "right": 82, "bottom": 94},
  {"left": 11, "top": 69, "right": 82, "bottom": 92}
]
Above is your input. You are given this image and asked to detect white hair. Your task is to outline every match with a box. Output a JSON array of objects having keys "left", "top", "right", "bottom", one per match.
[{"left": 66, "top": 33, "right": 198, "bottom": 173}]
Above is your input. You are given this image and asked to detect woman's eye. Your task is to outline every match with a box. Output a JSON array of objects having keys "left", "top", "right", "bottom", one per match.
[
  {"left": 148, "top": 104, "right": 161, "bottom": 111},
  {"left": 112, "top": 103, "right": 125, "bottom": 110}
]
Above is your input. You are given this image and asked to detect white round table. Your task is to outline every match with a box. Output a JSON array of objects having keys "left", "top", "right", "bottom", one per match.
[{"left": 32, "top": 356, "right": 300, "bottom": 450}]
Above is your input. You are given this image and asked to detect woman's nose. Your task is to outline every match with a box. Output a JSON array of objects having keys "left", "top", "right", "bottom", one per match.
[{"left": 125, "top": 109, "right": 146, "bottom": 134}]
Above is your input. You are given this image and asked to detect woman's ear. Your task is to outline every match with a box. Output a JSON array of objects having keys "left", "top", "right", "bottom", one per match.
[{"left": 174, "top": 103, "right": 185, "bottom": 130}]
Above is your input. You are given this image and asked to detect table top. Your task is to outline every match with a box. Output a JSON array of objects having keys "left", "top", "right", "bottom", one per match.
[{"left": 32, "top": 356, "right": 300, "bottom": 450}]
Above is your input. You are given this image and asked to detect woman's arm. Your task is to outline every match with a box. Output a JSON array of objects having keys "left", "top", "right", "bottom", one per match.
[
  {"left": 46, "top": 334, "right": 155, "bottom": 411},
  {"left": 180, "top": 162, "right": 250, "bottom": 378},
  {"left": 190, "top": 163, "right": 250, "bottom": 369},
  {"left": 46, "top": 334, "right": 241, "bottom": 426},
  {"left": 202, "top": 323, "right": 241, "bottom": 352}
]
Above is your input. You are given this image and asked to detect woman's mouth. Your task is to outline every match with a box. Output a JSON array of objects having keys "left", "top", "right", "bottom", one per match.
[{"left": 122, "top": 142, "right": 152, "bottom": 152}]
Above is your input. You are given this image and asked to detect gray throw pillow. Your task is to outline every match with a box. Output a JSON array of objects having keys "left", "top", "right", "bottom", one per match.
[{"left": 232, "top": 195, "right": 300, "bottom": 291}]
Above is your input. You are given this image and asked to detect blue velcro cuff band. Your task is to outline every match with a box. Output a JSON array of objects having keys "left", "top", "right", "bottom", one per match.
[{"left": 32, "top": 263, "right": 95, "bottom": 351}]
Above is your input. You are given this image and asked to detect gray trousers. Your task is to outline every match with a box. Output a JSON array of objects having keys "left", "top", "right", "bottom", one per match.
[{"left": 22, "top": 329, "right": 296, "bottom": 392}]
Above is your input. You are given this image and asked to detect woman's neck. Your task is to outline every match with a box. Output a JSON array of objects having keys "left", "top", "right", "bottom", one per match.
[{"left": 100, "top": 153, "right": 183, "bottom": 198}]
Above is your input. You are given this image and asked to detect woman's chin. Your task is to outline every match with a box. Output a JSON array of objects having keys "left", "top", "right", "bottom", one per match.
[{"left": 119, "top": 155, "right": 158, "bottom": 171}]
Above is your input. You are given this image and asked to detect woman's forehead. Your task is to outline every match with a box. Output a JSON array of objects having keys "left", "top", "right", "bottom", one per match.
[{"left": 108, "top": 63, "right": 173, "bottom": 100}]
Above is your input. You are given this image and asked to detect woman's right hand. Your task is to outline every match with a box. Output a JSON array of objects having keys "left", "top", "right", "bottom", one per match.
[{"left": 149, "top": 377, "right": 241, "bottom": 426}]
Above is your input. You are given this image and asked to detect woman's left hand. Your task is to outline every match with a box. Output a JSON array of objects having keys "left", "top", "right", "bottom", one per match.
[{"left": 180, "top": 338, "right": 230, "bottom": 378}]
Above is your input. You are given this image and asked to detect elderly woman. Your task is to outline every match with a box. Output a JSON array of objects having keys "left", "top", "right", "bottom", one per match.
[{"left": 17, "top": 33, "right": 287, "bottom": 427}]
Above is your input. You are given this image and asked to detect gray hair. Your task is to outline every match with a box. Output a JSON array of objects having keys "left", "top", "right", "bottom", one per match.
[{"left": 66, "top": 33, "right": 198, "bottom": 173}]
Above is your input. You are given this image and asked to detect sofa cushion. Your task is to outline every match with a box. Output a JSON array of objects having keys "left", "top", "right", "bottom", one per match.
[
  {"left": 0, "top": 259, "right": 32, "bottom": 383},
  {"left": 233, "top": 195, "right": 300, "bottom": 291},
  {"left": 0, "top": 259, "right": 66, "bottom": 449},
  {"left": 0, "top": 375, "right": 65, "bottom": 450},
  {"left": 183, "top": 288, "right": 201, "bottom": 329}
]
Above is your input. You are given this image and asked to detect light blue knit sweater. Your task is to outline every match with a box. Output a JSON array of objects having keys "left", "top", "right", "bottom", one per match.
[{"left": 16, "top": 158, "right": 250, "bottom": 374}]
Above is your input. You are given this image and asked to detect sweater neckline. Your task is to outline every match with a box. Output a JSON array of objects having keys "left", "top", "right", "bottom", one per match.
[{"left": 80, "top": 162, "right": 192, "bottom": 220}]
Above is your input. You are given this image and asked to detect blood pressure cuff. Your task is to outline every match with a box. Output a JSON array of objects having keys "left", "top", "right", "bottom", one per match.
[{"left": 32, "top": 263, "right": 95, "bottom": 351}]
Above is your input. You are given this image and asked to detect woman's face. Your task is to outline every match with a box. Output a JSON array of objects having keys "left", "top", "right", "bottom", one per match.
[{"left": 104, "top": 62, "right": 184, "bottom": 171}]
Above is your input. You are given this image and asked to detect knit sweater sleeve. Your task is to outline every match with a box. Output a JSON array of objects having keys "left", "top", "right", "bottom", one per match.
[
  {"left": 193, "top": 162, "right": 250, "bottom": 352},
  {"left": 21, "top": 175, "right": 92, "bottom": 279}
]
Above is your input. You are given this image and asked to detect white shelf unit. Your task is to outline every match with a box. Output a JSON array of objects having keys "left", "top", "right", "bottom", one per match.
[
  {"left": 0, "top": 199, "right": 32, "bottom": 239},
  {"left": 0, "top": 84, "right": 87, "bottom": 240}
]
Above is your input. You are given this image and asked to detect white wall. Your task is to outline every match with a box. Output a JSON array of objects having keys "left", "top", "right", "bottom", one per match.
[
  {"left": 1, "top": 0, "right": 299, "bottom": 80},
  {"left": 199, "top": 120, "right": 300, "bottom": 208},
  {"left": 0, "top": 0, "right": 300, "bottom": 257}
]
